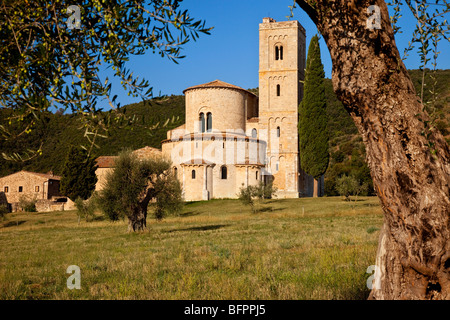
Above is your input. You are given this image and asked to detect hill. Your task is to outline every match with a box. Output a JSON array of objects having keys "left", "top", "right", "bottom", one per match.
[{"left": 0, "top": 69, "right": 449, "bottom": 196}]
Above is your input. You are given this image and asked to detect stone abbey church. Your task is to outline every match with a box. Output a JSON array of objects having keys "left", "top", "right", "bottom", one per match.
[{"left": 96, "top": 18, "right": 322, "bottom": 201}]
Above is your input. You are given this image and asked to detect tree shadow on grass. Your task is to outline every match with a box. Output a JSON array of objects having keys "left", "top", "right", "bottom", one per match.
[
  {"left": 2, "top": 220, "right": 26, "bottom": 228},
  {"left": 179, "top": 211, "right": 200, "bottom": 217},
  {"left": 164, "top": 224, "right": 229, "bottom": 233},
  {"left": 257, "top": 207, "right": 287, "bottom": 213}
]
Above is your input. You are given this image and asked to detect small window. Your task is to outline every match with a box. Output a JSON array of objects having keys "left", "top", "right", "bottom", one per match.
[
  {"left": 206, "top": 112, "right": 212, "bottom": 132},
  {"left": 251, "top": 128, "right": 257, "bottom": 138},
  {"left": 192, "top": 170, "right": 196, "bottom": 179},
  {"left": 256, "top": 171, "right": 259, "bottom": 180},
  {"left": 199, "top": 113, "right": 205, "bottom": 133},
  {"left": 277, "top": 126, "right": 281, "bottom": 137},
  {"left": 4, "top": 186, "right": 8, "bottom": 193},
  {"left": 35, "top": 186, "right": 40, "bottom": 192},
  {"left": 221, "top": 166, "right": 227, "bottom": 180},
  {"left": 18, "top": 186, "right": 23, "bottom": 192},
  {"left": 276, "top": 84, "right": 280, "bottom": 96}
]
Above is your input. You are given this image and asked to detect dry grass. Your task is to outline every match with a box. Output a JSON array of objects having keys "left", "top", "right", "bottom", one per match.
[{"left": 0, "top": 196, "right": 383, "bottom": 299}]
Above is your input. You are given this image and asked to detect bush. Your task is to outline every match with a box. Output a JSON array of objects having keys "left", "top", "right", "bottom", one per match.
[
  {"left": 238, "top": 181, "right": 277, "bottom": 213},
  {"left": 335, "top": 174, "right": 369, "bottom": 202},
  {"left": 74, "top": 195, "right": 97, "bottom": 224},
  {"left": 0, "top": 204, "right": 9, "bottom": 219},
  {"left": 18, "top": 195, "right": 37, "bottom": 212}
]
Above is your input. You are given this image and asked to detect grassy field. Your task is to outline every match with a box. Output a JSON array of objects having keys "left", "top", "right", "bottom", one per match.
[{"left": 0, "top": 196, "right": 384, "bottom": 300}]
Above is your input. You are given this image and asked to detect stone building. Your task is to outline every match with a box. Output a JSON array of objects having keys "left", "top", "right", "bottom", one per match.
[
  {"left": 95, "top": 18, "right": 323, "bottom": 201},
  {"left": 95, "top": 146, "right": 163, "bottom": 191},
  {"left": 0, "top": 170, "right": 74, "bottom": 212}
]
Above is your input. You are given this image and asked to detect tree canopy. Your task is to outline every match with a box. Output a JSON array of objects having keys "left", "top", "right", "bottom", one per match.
[{"left": 0, "top": 0, "right": 211, "bottom": 160}]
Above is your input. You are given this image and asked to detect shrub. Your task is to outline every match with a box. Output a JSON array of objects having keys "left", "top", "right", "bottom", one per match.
[
  {"left": 335, "top": 174, "right": 369, "bottom": 202},
  {"left": 18, "top": 195, "right": 37, "bottom": 212},
  {"left": 238, "top": 181, "right": 277, "bottom": 213},
  {"left": 74, "top": 195, "right": 97, "bottom": 224},
  {"left": 0, "top": 204, "right": 9, "bottom": 219}
]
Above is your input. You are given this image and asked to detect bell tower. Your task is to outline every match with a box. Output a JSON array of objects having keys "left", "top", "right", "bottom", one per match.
[{"left": 258, "top": 17, "right": 306, "bottom": 198}]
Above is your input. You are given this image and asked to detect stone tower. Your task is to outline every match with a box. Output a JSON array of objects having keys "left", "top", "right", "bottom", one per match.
[{"left": 258, "top": 17, "right": 306, "bottom": 198}]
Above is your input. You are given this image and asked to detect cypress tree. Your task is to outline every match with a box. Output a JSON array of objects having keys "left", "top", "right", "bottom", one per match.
[
  {"left": 298, "top": 35, "right": 329, "bottom": 195},
  {"left": 60, "top": 146, "right": 98, "bottom": 201}
]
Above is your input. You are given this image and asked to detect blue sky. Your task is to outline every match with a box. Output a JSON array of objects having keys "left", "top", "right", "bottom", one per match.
[{"left": 108, "top": 0, "right": 450, "bottom": 107}]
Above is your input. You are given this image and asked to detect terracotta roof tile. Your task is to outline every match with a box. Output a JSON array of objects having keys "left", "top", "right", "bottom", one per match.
[{"left": 96, "top": 156, "right": 117, "bottom": 168}]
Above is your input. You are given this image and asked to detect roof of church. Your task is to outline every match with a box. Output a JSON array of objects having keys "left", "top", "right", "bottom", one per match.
[{"left": 183, "top": 80, "right": 256, "bottom": 96}]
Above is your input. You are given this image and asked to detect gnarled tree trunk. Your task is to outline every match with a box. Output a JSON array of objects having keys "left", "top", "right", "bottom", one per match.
[
  {"left": 127, "top": 187, "right": 155, "bottom": 232},
  {"left": 295, "top": 0, "right": 450, "bottom": 299}
]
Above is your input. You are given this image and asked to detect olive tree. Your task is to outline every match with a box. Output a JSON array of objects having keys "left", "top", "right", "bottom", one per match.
[
  {"left": 294, "top": 0, "right": 450, "bottom": 299},
  {"left": 98, "top": 151, "right": 182, "bottom": 232}
]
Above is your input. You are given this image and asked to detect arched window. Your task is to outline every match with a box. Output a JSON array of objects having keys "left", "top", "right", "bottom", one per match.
[
  {"left": 221, "top": 166, "right": 227, "bottom": 180},
  {"left": 275, "top": 45, "right": 284, "bottom": 60},
  {"left": 251, "top": 128, "right": 257, "bottom": 138},
  {"left": 277, "top": 126, "right": 280, "bottom": 137},
  {"left": 199, "top": 113, "right": 205, "bottom": 133},
  {"left": 192, "top": 170, "right": 196, "bottom": 179},
  {"left": 206, "top": 112, "right": 212, "bottom": 132},
  {"left": 276, "top": 84, "right": 281, "bottom": 96}
]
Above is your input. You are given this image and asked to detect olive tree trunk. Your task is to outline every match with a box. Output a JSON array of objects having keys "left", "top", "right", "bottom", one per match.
[
  {"left": 127, "top": 187, "right": 155, "bottom": 232},
  {"left": 295, "top": 0, "right": 450, "bottom": 299}
]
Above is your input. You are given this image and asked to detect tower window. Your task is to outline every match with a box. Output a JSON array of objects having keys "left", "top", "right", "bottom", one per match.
[
  {"left": 18, "top": 186, "right": 23, "bottom": 192},
  {"left": 276, "top": 84, "right": 281, "bottom": 96},
  {"left": 256, "top": 171, "right": 258, "bottom": 180},
  {"left": 4, "top": 186, "right": 8, "bottom": 193},
  {"left": 251, "top": 128, "right": 257, "bottom": 138},
  {"left": 35, "top": 186, "right": 40, "bottom": 192},
  {"left": 206, "top": 112, "right": 212, "bottom": 132},
  {"left": 192, "top": 170, "right": 196, "bottom": 179},
  {"left": 277, "top": 126, "right": 280, "bottom": 137},
  {"left": 275, "top": 45, "right": 284, "bottom": 60},
  {"left": 199, "top": 113, "right": 205, "bottom": 133},
  {"left": 221, "top": 166, "right": 227, "bottom": 180}
]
